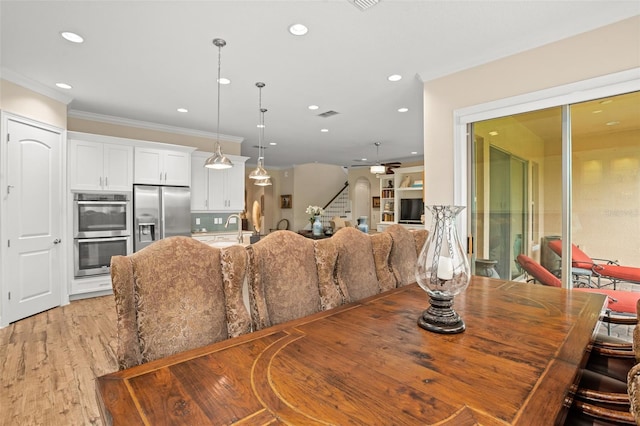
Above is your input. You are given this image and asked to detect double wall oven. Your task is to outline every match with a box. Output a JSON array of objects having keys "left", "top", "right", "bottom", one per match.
[{"left": 73, "top": 193, "right": 131, "bottom": 278}]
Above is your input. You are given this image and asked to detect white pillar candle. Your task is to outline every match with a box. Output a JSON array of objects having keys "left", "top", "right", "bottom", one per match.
[{"left": 437, "top": 256, "right": 454, "bottom": 280}]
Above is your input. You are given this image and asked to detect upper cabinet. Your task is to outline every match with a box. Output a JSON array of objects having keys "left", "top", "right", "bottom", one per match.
[
  {"left": 68, "top": 131, "right": 196, "bottom": 192},
  {"left": 69, "top": 139, "right": 133, "bottom": 192},
  {"left": 191, "top": 152, "right": 248, "bottom": 212},
  {"left": 134, "top": 147, "right": 191, "bottom": 186}
]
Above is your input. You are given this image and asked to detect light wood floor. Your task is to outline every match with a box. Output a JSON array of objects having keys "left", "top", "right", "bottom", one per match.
[{"left": 0, "top": 295, "right": 118, "bottom": 426}]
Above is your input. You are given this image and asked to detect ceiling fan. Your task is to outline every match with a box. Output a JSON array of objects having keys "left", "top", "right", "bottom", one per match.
[{"left": 350, "top": 142, "right": 401, "bottom": 174}]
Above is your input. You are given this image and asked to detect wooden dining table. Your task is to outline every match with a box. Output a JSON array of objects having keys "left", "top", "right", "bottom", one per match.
[{"left": 96, "top": 277, "right": 606, "bottom": 425}]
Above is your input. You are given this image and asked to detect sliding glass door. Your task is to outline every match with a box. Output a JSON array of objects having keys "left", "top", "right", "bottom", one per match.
[
  {"left": 470, "top": 106, "right": 561, "bottom": 280},
  {"left": 468, "top": 91, "right": 639, "bottom": 288}
]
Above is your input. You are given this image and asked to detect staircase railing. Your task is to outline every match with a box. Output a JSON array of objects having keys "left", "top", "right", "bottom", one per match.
[
  {"left": 324, "top": 181, "right": 348, "bottom": 210},
  {"left": 318, "top": 181, "right": 350, "bottom": 230}
]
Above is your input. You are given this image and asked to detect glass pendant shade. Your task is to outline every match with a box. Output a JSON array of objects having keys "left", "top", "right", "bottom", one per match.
[
  {"left": 255, "top": 177, "right": 272, "bottom": 186},
  {"left": 249, "top": 159, "right": 269, "bottom": 179},
  {"left": 204, "top": 144, "right": 233, "bottom": 169},
  {"left": 415, "top": 205, "right": 471, "bottom": 334}
]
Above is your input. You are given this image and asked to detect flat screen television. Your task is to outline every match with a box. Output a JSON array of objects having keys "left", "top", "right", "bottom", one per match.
[{"left": 399, "top": 199, "right": 424, "bottom": 224}]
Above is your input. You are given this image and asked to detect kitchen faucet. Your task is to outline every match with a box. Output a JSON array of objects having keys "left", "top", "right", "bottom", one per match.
[{"left": 225, "top": 214, "right": 243, "bottom": 244}]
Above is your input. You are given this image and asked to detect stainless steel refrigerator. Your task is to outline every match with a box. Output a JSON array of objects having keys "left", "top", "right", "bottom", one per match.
[{"left": 133, "top": 185, "right": 191, "bottom": 252}]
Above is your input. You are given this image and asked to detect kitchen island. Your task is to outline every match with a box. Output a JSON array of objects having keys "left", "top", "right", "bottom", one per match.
[
  {"left": 191, "top": 231, "right": 253, "bottom": 247},
  {"left": 96, "top": 277, "right": 605, "bottom": 425}
]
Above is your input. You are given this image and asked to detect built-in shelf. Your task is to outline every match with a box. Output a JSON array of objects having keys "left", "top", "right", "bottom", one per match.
[{"left": 377, "top": 165, "right": 424, "bottom": 232}]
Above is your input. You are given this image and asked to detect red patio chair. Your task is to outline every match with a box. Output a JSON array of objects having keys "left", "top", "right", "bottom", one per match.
[
  {"left": 516, "top": 254, "right": 639, "bottom": 332},
  {"left": 547, "top": 240, "right": 640, "bottom": 290}
]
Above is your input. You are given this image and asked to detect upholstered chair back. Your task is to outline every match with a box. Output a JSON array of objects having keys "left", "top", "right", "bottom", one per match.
[
  {"left": 370, "top": 232, "right": 396, "bottom": 291},
  {"left": 385, "top": 224, "right": 421, "bottom": 287},
  {"left": 628, "top": 363, "right": 640, "bottom": 423},
  {"left": 413, "top": 229, "right": 429, "bottom": 257},
  {"left": 634, "top": 299, "right": 640, "bottom": 363},
  {"left": 111, "top": 236, "right": 251, "bottom": 370},
  {"left": 247, "top": 231, "right": 342, "bottom": 330},
  {"left": 331, "top": 227, "right": 389, "bottom": 301},
  {"left": 314, "top": 237, "right": 348, "bottom": 308}
]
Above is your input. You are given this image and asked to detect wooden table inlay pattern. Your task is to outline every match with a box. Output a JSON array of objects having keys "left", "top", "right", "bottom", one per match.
[{"left": 96, "top": 278, "right": 605, "bottom": 425}]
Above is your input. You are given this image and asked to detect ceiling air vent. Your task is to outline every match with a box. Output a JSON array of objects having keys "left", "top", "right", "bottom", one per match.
[
  {"left": 252, "top": 145, "right": 268, "bottom": 149},
  {"left": 348, "top": 0, "right": 380, "bottom": 12},
  {"left": 317, "top": 110, "right": 340, "bottom": 118}
]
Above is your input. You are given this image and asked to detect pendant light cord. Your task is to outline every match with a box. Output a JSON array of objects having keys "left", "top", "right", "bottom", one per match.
[{"left": 216, "top": 42, "right": 222, "bottom": 152}]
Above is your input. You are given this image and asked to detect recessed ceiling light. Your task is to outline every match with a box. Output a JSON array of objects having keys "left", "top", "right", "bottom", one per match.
[
  {"left": 606, "top": 121, "right": 620, "bottom": 126},
  {"left": 218, "top": 78, "right": 230, "bottom": 85},
  {"left": 289, "top": 24, "right": 308, "bottom": 36},
  {"left": 177, "top": 108, "right": 188, "bottom": 113},
  {"left": 600, "top": 99, "right": 613, "bottom": 105},
  {"left": 257, "top": 124, "right": 265, "bottom": 128},
  {"left": 61, "top": 31, "right": 84, "bottom": 43},
  {"left": 320, "top": 128, "right": 329, "bottom": 133},
  {"left": 55, "top": 83, "right": 72, "bottom": 89},
  {"left": 387, "top": 74, "right": 402, "bottom": 82},
  {"left": 397, "top": 107, "right": 408, "bottom": 113},
  {"left": 269, "top": 142, "right": 277, "bottom": 146},
  {"left": 489, "top": 131, "right": 499, "bottom": 136},
  {"left": 411, "top": 151, "right": 418, "bottom": 155},
  {"left": 361, "top": 158, "right": 368, "bottom": 161},
  {"left": 308, "top": 105, "right": 319, "bottom": 110}
]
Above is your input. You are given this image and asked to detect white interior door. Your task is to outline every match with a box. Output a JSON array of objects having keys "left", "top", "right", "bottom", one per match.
[{"left": 4, "top": 117, "right": 62, "bottom": 324}]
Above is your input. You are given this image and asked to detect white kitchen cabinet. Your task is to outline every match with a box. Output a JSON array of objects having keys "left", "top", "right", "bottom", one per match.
[
  {"left": 191, "top": 152, "right": 248, "bottom": 212},
  {"left": 69, "top": 139, "right": 133, "bottom": 192},
  {"left": 134, "top": 147, "right": 191, "bottom": 186}
]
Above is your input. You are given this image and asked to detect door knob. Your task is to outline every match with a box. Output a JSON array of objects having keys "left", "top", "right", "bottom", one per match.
[{"left": 53, "top": 239, "right": 62, "bottom": 244}]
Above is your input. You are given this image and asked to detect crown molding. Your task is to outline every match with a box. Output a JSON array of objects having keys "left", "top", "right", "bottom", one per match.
[
  {"left": 1, "top": 67, "right": 73, "bottom": 105},
  {"left": 68, "top": 109, "right": 245, "bottom": 144}
]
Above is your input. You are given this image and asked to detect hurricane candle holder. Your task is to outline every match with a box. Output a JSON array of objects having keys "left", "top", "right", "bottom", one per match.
[{"left": 415, "top": 205, "right": 470, "bottom": 334}]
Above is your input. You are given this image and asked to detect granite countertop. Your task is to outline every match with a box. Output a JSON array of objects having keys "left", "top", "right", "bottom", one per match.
[
  {"left": 191, "top": 230, "right": 253, "bottom": 237},
  {"left": 192, "top": 231, "right": 252, "bottom": 247}
]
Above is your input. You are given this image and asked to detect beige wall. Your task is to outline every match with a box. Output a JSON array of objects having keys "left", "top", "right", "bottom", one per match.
[
  {"left": 423, "top": 16, "right": 640, "bottom": 205},
  {"left": 292, "top": 163, "right": 346, "bottom": 231},
  {"left": 68, "top": 117, "right": 241, "bottom": 155},
  {"left": 572, "top": 129, "right": 639, "bottom": 265},
  {"left": 0, "top": 80, "right": 67, "bottom": 128}
]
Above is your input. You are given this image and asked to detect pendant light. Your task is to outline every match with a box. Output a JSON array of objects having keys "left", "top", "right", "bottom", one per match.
[
  {"left": 254, "top": 107, "right": 272, "bottom": 186},
  {"left": 249, "top": 82, "right": 271, "bottom": 181},
  {"left": 370, "top": 142, "right": 386, "bottom": 175},
  {"left": 204, "top": 38, "right": 233, "bottom": 170}
]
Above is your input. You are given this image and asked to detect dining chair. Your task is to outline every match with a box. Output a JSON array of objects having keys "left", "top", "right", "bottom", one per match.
[
  {"left": 268, "top": 218, "right": 289, "bottom": 233},
  {"left": 246, "top": 230, "right": 343, "bottom": 330},
  {"left": 517, "top": 254, "right": 639, "bottom": 327},
  {"left": 520, "top": 251, "right": 638, "bottom": 390},
  {"left": 330, "top": 227, "right": 392, "bottom": 302},
  {"left": 628, "top": 363, "right": 640, "bottom": 424},
  {"left": 566, "top": 299, "right": 640, "bottom": 425},
  {"left": 385, "top": 224, "right": 427, "bottom": 287},
  {"left": 547, "top": 239, "right": 640, "bottom": 290},
  {"left": 110, "top": 236, "right": 251, "bottom": 370}
]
